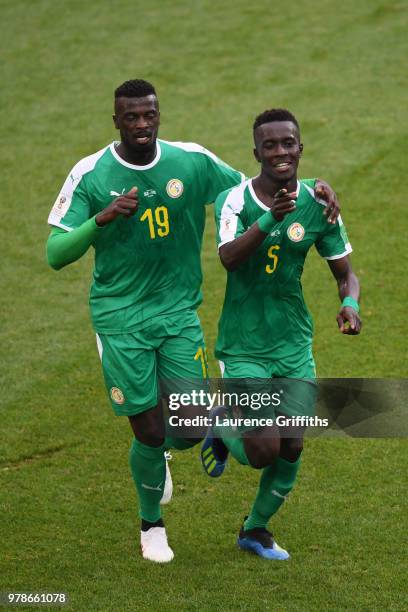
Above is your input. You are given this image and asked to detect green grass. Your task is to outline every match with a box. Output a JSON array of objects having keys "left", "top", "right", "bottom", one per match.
[{"left": 1, "top": 0, "right": 407, "bottom": 610}]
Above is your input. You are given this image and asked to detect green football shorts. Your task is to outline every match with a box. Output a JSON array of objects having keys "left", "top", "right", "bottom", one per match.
[
  {"left": 96, "top": 309, "right": 208, "bottom": 416},
  {"left": 219, "top": 350, "right": 317, "bottom": 430}
]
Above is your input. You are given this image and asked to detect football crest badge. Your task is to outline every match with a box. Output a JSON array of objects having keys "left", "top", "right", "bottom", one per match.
[
  {"left": 287, "top": 222, "right": 305, "bottom": 242},
  {"left": 110, "top": 387, "right": 125, "bottom": 405},
  {"left": 166, "top": 179, "right": 184, "bottom": 198}
]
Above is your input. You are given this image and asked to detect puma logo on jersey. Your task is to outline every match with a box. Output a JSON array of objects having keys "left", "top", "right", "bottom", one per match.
[
  {"left": 110, "top": 188, "right": 126, "bottom": 196},
  {"left": 144, "top": 189, "right": 157, "bottom": 197},
  {"left": 270, "top": 230, "right": 281, "bottom": 237},
  {"left": 69, "top": 174, "right": 80, "bottom": 189}
]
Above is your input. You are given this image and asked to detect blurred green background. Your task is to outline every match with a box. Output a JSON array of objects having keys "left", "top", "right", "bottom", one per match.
[{"left": 1, "top": 1, "right": 406, "bottom": 610}]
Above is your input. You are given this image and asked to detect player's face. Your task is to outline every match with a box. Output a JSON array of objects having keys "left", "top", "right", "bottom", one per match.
[
  {"left": 113, "top": 95, "right": 160, "bottom": 153},
  {"left": 253, "top": 121, "right": 303, "bottom": 182}
]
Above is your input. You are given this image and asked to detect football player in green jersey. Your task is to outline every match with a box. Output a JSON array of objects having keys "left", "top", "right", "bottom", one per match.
[
  {"left": 201, "top": 108, "right": 361, "bottom": 560},
  {"left": 47, "top": 80, "right": 341, "bottom": 563}
]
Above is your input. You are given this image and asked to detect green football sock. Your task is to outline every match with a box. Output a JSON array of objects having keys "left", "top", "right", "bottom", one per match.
[
  {"left": 244, "top": 456, "right": 301, "bottom": 531},
  {"left": 213, "top": 421, "right": 249, "bottom": 465},
  {"left": 164, "top": 436, "right": 199, "bottom": 451},
  {"left": 129, "top": 438, "right": 166, "bottom": 523}
]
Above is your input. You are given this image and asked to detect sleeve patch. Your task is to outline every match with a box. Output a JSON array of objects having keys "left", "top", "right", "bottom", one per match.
[
  {"left": 50, "top": 193, "right": 72, "bottom": 220},
  {"left": 219, "top": 211, "right": 239, "bottom": 245}
]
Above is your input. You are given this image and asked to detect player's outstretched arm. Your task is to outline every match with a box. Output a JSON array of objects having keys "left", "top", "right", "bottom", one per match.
[
  {"left": 328, "top": 256, "right": 362, "bottom": 335},
  {"left": 315, "top": 179, "right": 340, "bottom": 224},
  {"left": 219, "top": 189, "right": 296, "bottom": 271}
]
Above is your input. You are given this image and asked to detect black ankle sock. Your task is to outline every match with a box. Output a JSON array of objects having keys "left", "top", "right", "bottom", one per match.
[{"left": 141, "top": 518, "right": 164, "bottom": 532}]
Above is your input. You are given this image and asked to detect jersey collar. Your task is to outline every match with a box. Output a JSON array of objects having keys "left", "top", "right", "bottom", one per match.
[
  {"left": 110, "top": 140, "right": 162, "bottom": 170},
  {"left": 249, "top": 179, "right": 300, "bottom": 211}
]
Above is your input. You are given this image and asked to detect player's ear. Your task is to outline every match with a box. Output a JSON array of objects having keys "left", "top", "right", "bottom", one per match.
[
  {"left": 253, "top": 147, "right": 261, "bottom": 163},
  {"left": 299, "top": 143, "right": 304, "bottom": 156},
  {"left": 113, "top": 114, "right": 119, "bottom": 129}
]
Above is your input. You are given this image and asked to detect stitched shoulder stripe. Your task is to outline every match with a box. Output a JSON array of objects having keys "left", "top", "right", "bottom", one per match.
[
  {"left": 48, "top": 146, "right": 109, "bottom": 227},
  {"left": 218, "top": 181, "right": 249, "bottom": 245},
  {"left": 160, "top": 139, "right": 212, "bottom": 155}
]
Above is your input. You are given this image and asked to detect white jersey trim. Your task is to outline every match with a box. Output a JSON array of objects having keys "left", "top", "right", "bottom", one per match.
[
  {"left": 304, "top": 183, "right": 329, "bottom": 207},
  {"left": 303, "top": 187, "right": 353, "bottom": 261},
  {"left": 323, "top": 245, "right": 353, "bottom": 260},
  {"left": 304, "top": 183, "right": 318, "bottom": 202},
  {"left": 320, "top": 214, "right": 353, "bottom": 259},
  {"left": 160, "top": 140, "right": 211, "bottom": 154},
  {"left": 109, "top": 141, "right": 161, "bottom": 170},
  {"left": 249, "top": 179, "right": 300, "bottom": 211},
  {"left": 160, "top": 140, "right": 245, "bottom": 182},
  {"left": 48, "top": 145, "right": 109, "bottom": 227},
  {"left": 218, "top": 180, "right": 250, "bottom": 248},
  {"left": 96, "top": 333, "right": 103, "bottom": 360},
  {"left": 160, "top": 140, "right": 223, "bottom": 163},
  {"left": 49, "top": 222, "right": 74, "bottom": 232}
]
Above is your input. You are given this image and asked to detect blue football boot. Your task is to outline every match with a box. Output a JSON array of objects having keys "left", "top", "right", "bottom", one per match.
[
  {"left": 201, "top": 406, "right": 229, "bottom": 477},
  {"left": 237, "top": 519, "right": 290, "bottom": 560}
]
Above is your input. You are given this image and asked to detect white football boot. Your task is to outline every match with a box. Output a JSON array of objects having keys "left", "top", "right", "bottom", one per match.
[
  {"left": 140, "top": 527, "right": 174, "bottom": 563},
  {"left": 160, "top": 451, "right": 173, "bottom": 505}
]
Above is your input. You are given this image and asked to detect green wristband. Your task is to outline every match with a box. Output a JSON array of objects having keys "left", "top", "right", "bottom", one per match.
[
  {"left": 257, "top": 210, "right": 277, "bottom": 234},
  {"left": 341, "top": 296, "right": 360, "bottom": 313}
]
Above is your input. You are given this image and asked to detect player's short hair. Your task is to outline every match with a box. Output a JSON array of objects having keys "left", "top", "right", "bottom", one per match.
[
  {"left": 114, "top": 79, "right": 157, "bottom": 99},
  {"left": 253, "top": 109, "right": 299, "bottom": 132}
]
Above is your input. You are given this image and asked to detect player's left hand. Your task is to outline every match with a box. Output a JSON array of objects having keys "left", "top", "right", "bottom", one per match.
[
  {"left": 336, "top": 306, "right": 362, "bottom": 335},
  {"left": 315, "top": 179, "right": 340, "bottom": 225}
]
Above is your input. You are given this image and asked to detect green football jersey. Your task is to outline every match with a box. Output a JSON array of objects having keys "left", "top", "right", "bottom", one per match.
[
  {"left": 215, "top": 179, "right": 352, "bottom": 361},
  {"left": 48, "top": 140, "right": 244, "bottom": 334}
]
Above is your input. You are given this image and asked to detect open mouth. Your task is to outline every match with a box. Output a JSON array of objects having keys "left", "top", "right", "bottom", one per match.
[
  {"left": 134, "top": 134, "right": 152, "bottom": 145},
  {"left": 274, "top": 162, "right": 291, "bottom": 171}
]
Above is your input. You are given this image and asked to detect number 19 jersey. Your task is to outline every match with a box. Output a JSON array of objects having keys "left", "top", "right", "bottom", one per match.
[
  {"left": 214, "top": 179, "right": 352, "bottom": 361},
  {"left": 48, "top": 140, "right": 243, "bottom": 334}
]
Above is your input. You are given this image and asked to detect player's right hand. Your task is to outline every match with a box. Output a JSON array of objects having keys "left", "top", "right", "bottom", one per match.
[
  {"left": 271, "top": 188, "right": 297, "bottom": 221},
  {"left": 95, "top": 187, "right": 138, "bottom": 226},
  {"left": 336, "top": 306, "right": 362, "bottom": 335}
]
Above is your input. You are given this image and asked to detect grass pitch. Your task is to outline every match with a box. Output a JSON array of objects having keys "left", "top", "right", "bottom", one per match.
[{"left": 1, "top": 0, "right": 407, "bottom": 610}]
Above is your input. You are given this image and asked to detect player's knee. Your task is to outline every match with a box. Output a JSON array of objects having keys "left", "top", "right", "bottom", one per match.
[
  {"left": 134, "top": 429, "right": 165, "bottom": 447},
  {"left": 246, "top": 438, "right": 280, "bottom": 469},
  {"left": 280, "top": 438, "right": 303, "bottom": 462},
  {"left": 128, "top": 410, "right": 165, "bottom": 447}
]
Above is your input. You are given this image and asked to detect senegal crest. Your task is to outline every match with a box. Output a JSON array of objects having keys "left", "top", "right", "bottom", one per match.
[
  {"left": 166, "top": 179, "right": 184, "bottom": 198},
  {"left": 110, "top": 387, "right": 125, "bottom": 405},
  {"left": 287, "top": 222, "right": 305, "bottom": 242}
]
